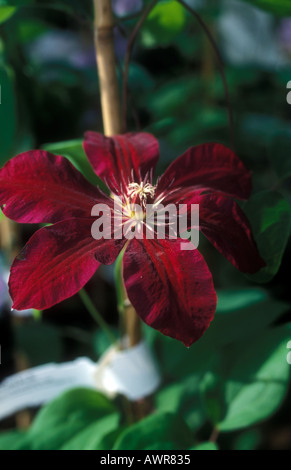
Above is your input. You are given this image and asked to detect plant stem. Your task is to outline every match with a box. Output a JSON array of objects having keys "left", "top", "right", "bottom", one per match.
[
  {"left": 93, "top": 0, "right": 122, "bottom": 135},
  {"left": 94, "top": 0, "right": 142, "bottom": 349},
  {"left": 79, "top": 288, "right": 118, "bottom": 347},
  {"left": 209, "top": 427, "right": 220, "bottom": 443}
]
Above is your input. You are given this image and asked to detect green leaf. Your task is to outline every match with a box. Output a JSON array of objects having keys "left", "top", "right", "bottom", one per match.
[
  {"left": 217, "top": 325, "right": 291, "bottom": 431},
  {"left": 29, "top": 388, "right": 117, "bottom": 449},
  {"left": 244, "top": 191, "right": 291, "bottom": 283},
  {"left": 60, "top": 413, "right": 120, "bottom": 450},
  {"left": 0, "top": 388, "right": 119, "bottom": 450},
  {"left": 150, "top": 288, "right": 289, "bottom": 379},
  {"left": 0, "top": 431, "right": 30, "bottom": 450},
  {"left": 113, "top": 412, "right": 193, "bottom": 450},
  {"left": 0, "top": 65, "right": 16, "bottom": 164},
  {"left": 142, "top": 0, "right": 187, "bottom": 47},
  {"left": 42, "top": 139, "right": 107, "bottom": 191},
  {"left": 234, "top": 429, "right": 262, "bottom": 450},
  {"left": 241, "top": 0, "right": 291, "bottom": 16},
  {"left": 200, "top": 372, "right": 226, "bottom": 425},
  {"left": 155, "top": 376, "right": 205, "bottom": 431},
  {"left": 0, "top": 6, "right": 16, "bottom": 23},
  {"left": 189, "top": 442, "right": 219, "bottom": 450}
]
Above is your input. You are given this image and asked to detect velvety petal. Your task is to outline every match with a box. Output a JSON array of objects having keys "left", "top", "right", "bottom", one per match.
[
  {"left": 83, "top": 132, "right": 159, "bottom": 195},
  {"left": 123, "top": 238, "right": 217, "bottom": 347},
  {"left": 9, "top": 218, "right": 124, "bottom": 310},
  {"left": 156, "top": 143, "right": 251, "bottom": 201},
  {"left": 185, "top": 193, "right": 265, "bottom": 273},
  {"left": 0, "top": 151, "right": 110, "bottom": 224}
]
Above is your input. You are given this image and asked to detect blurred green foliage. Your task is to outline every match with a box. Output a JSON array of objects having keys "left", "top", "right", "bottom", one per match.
[
  {"left": 242, "top": 0, "right": 291, "bottom": 16},
  {"left": 0, "top": 0, "right": 291, "bottom": 451}
]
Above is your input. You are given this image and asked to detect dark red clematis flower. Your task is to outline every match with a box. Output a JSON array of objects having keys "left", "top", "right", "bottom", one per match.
[{"left": 0, "top": 133, "right": 265, "bottom": 346}]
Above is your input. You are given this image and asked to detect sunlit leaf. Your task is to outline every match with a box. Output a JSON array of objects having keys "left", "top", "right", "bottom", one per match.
[
  {"left": 217, "top": 325, "right": 291, "bottom": 431},
  {"left": 0, "top": 5, "right": 16, "bottom": 23},
  {"left": 142, "top": 0, "right": 187, "bottom": 47}
]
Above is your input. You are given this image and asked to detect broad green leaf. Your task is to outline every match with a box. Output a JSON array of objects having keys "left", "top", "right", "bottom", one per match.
[
  {"left": 0, "top": 431, "right": 30, "bottom": 450},
  {"left": 60, "top": 413, "right": 119, "bottom": 450},
  {"left": 155, "top": 376, "right": 205, "bottom": 431},
  {"left": 200, "top": 372, "right": 226, "bottom": 425},
  {"left": 216, "top": 288, "right": 267, "bottom": 313},
  {"left": 150, "top": 288, "right": 289, "bottom": 379},
  {"left": 241, "top": 0, "right": 291, "bottom": 16},
  {"left": 142, "top": 0, "right": 187, "bottom": 47},
  {"left": 189, "top": 442, "right": 218, "bottom": 450},
  {"left": 0, "top": 65, "right": 16, "bottom": 164},
  {"left": 113, "top": 412, "right": 193, "bottom": 450},
  {"left": 244, "top": 191, "right": 291, "bottom": 283},
  {"left": 30, "top": 388, "right": 116, "bottom": 434},
  {"left": 7, "top": 388, "right": 119, "bottom": 450},
  {"left": 217, "top": 325, "right": 291, "bottom": 431},
  {"left": 0, "top": 6, "right": 16, "bottom": 23},
  {"left": 42, "top": 139, "right": 107, "bottom": 191}
]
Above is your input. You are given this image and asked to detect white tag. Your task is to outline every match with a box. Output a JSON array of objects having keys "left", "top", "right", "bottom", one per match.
[
  {"left": 95, "top": 341, "right": 161, "bottom": 401},
  {"left": 0, "top": 358, "right": 96, "bottom": 421},
  {"left": 0, "top": 341, "right": 161, "bottom": 421}
]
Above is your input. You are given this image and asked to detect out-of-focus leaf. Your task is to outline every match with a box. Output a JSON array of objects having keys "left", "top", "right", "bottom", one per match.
[
  {"left": 60, "top": 413, "right": 119, "bottom": 450},
  {"left": 234, "top": 429, "right": 262, "bottom": 450},
  {"left": 155, "top": 376, "right": 205, "bottom": 431},
  {"left": 0, "top": 431, "right": 30, "bottom": 450},
  {"left": 244, "top": 191, "right": 291, "bottom": 283},
  {"left": 42, "top": 139, "right": 107, "bottom": 191},
  {"left": 0, "top": 65, "right": 16, "bottom": 164},
  {"left": 17, "top": 19, "right": 49, "bottom": 43},
  {"left": 113, "top": 412, "right": 193, "bottom": 450},
  {"left": 200, "top": 372, "right": 226, "bottom": 426},
  {"left": 241, "top": 0, "right": 291, "bottom": 16},
  {"left": 0, "top": 388, "right": 119, "bottom": 450},
  {"left": 189, "top": 442, "right": 219, "bottom": 450},
  {"left": 217, "top": 325, "right": 291, "bottom": 431},
  {"left": 149, "top": 288, "right": 289, "bottom": 379},
  {"left": 142, "top": 0, "right": 187, "bottom": 47},
  {"left": 128, "top": 63, "right": 154, "bottom": 92},
  {"left": 0, "top": 6, "right": 16, "bottom": 23}
]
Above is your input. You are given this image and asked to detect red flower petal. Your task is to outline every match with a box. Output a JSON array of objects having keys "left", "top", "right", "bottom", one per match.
[
  {"left": 83, "top": 132, "right": 159, "bottom": 195},
  {"left": 9, "top": 218, "right": 124, "bottom": 310},
  {"left": 123, "top": 238, "right": 217, "bottom": 347},
  {"left": 0, "top": 151, "right": 109, "bottom": 224},
  {"left": 186, "top": 193, "right": 265, "bottom": 273},
  {"left": 157, "top": 143, "right": 251, "bottom": 201}
]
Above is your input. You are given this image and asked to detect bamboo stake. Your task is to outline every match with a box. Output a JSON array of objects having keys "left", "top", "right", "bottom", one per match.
[
  {"left": 93, "top": 0, "right": 142, "bottom": 348},
  {"left": 94, "top": 0, "right": 122, "bottom": 136}
]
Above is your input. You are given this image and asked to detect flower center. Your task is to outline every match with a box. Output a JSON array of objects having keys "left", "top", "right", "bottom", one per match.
[{"left": 127, "top": 182, "right": 156, "bottom": 208}]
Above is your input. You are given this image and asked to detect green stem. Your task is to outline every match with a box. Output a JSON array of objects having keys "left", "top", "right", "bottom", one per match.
[
  {"left": 114, "top": 249, "right": 126, "bottom": 314},
  {"left": 79, "top": 288, "right": 118, "bottom": 347}
]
